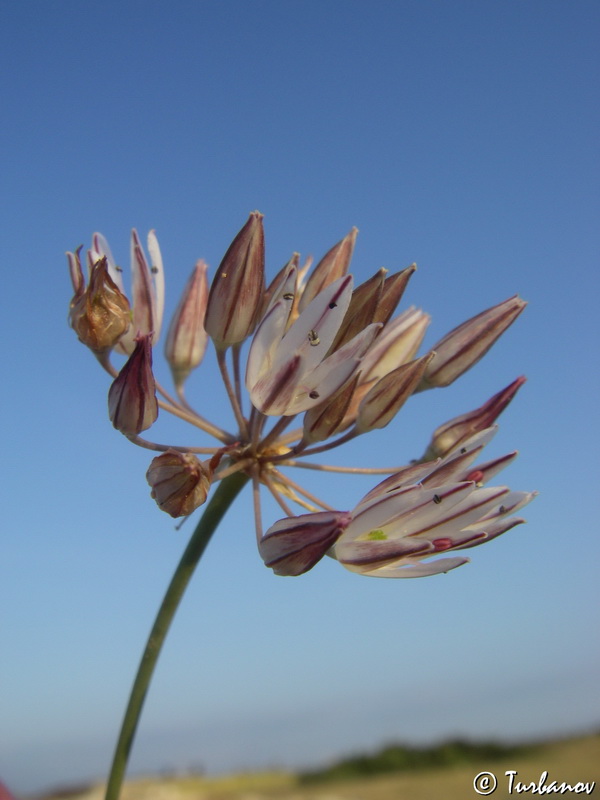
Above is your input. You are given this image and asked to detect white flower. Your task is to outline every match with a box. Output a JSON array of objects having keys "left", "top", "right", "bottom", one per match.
[
  {"left": 69, "top": 213, "right": 535, "bottom": 576},
  {"left": 260, "top": 428, "right": 536, "bottom": 578},
  {"left": 246, "top": 275, "right": 380, "bottom": 415}
]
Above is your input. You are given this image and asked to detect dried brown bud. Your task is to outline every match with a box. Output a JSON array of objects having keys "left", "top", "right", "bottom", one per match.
[
  {"left": 108, "top": 334, "right": 158, "bottom": 434},
  {"left": 68, "top": 253, "right": 131, "bottom": 352},
  {"left": 146, "top": 450, "right": 212, "bottom": 517}
]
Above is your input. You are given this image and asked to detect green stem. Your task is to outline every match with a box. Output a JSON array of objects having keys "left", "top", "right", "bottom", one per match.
[{"left": 104, "top": 471, "right": 249, "bottom": 800}]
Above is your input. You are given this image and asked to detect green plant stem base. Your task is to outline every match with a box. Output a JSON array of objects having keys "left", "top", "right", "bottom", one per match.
[{"left": 104, "top": 471, "right": 249, "bottom": 800}]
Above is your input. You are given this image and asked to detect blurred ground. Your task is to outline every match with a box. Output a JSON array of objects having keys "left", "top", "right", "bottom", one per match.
[{"left": 33, "top": 733, "right": 599, "bottom": 800}]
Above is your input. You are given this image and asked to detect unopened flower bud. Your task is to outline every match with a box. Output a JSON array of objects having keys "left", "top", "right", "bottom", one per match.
[
  {"left": 108, "top": 333, "right": 158, "bottom": 434},
  {"left": 372, "top": 265, "right": 417, "bottom": 327},
  {"left": 302, "top": 374, "right": 360, "bottom": 444},
  {"left": 298, "top": 227, "right": 357, "bottom": 312},
  {"left": 164, "top": 260, "right": 209, "bottom": 388},
  {"left": 259, "top": 511, "right": 351, "bottom": 576},
  {"left": 204, "top": 211, "right": 265, "bottom": 348},
  {"left": 68, "top": 252, "right": 131, "bottom": 352},
  {"left": 359, "top": 307, "right": 430, "bottom": 384},
  {"left": 328, "top": 269, "right": 386, "bottom": 353},
  {"left": 355, "top": 353, "right": 434, "bottom": 433},
  {"left": 420, "top": 295, "right": 527, "bottom": 389},
  {"left": 330, "top": 264, "right": 417, "bottom": 356},
  {"left": 146, "top": 450, "right": 212, "bottom": 517},
  {"left": 422, "top": 376, "right": 527, "bottom": 460}
]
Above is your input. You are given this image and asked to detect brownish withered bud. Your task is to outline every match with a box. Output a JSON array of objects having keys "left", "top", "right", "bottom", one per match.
[
  {"left": 108, "top": 333, "right": 158, "bottom": 435},
  {"left": 298, "top": 227, "right": 358, "bottom": 312},
  {"left": 164, "top": 260, "right": 209, "bottom": 388},
  {"left": 204, "top": 211, "right": 265, "bottom": 348},
  {"left": 146, "top": 450, "right": 212, "bottom": 517},
  {"left": 68, "top": 253, "right": 131, "bottom": 352}
]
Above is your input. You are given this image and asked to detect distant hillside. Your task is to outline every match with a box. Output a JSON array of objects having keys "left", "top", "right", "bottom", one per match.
[
  {"left": 30, "top": 731, "right": 600, "bottom": 800},
  {"left": 298, "top": 736, "right": 537, "bottom": 783}
]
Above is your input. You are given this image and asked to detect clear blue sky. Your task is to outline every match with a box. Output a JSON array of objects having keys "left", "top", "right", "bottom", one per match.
[{"left": 1, "top": 0, "right": 599, "bottom": 794}]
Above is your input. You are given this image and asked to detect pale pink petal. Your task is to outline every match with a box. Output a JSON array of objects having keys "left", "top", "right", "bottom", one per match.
[
  {"left": 250, "top": 354, "right": 304, "bottom": 415},
  {"left": 357, "top": 461, "right": 440, "bottom": 506},
  {"left": 285, "top": 323, "right": 381, "bottom": 415},
  {"left": 359, "top": 556, "right": 470, "bottom": 578},
  {"left": 344, "top": 483, "right": 476, "bottom": 544},
  {"left": 451, "top": 451, "right": 519, "bottom": 486},
  {"left": 147, "top": 230, "right": 165, "bottom": 340},
  {"left": 457, "top": 516, "right": 526, "bottom": 549},
  {"left": 359, "top": 307, "right": 430, "bottom": 382},
  {"left": 246, "top": 299, "right": 292, "bottom": 391},
  {"left": 336, "top": 537, "right": 433, "bottom": 568},
  {"left": 472, "top": 490, "right": 538, "bottom": 523},
  {"left": 274, "top": 275, "right": 354, "bottom": 374},
  {"left": 396, "top": 486, "right": 511, "bottom": 540}
]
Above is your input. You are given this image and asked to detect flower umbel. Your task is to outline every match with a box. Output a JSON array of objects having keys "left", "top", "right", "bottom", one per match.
[{"left": 68, "top": 214, "right": 534, "bottom": 576}]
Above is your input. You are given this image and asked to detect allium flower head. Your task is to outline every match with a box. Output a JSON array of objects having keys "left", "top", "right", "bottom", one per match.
[{"left": 67, "top": 213, "right": 535, "bottom": 578}]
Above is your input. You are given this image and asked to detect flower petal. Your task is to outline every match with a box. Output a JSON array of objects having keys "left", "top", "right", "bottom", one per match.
[
  {"left": 456, "top": 516, "right": 527, "bottom": 549},
  {"left": 343, "top": 483, "right": 476, "bottom": 545},
  {"left": 336, "top": 537, "right": 433, "bottom": 568},
  {"left": 275, "top": 275, "right": 354, "bottom": 374},
  {"left": 246, "top": 299, "right": 293, "bottom": 391},
  {"left": 358, "top": 556, "right": 470, "bottom": 578},
  {"left": 147, "top": 229, "right": 165, "bottom": 340},
  {"left": 285, "top": 322, "right": 381, "bottom": 415}
]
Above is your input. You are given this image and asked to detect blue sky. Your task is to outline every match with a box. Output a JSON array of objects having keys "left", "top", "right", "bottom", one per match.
[{"left": 1, "top": 0, "right": 599, "bottom": 794}]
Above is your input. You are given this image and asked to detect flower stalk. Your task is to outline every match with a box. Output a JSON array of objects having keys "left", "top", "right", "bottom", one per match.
[{"left": 104, "top": 471, "right": 249, "bottom": 800}]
